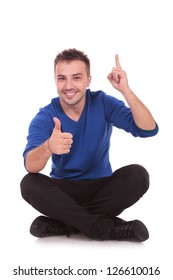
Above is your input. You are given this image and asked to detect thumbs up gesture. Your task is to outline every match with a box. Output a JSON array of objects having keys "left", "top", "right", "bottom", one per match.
[{"left": 48, "top": 117, "right": 73, "bottom": 155}]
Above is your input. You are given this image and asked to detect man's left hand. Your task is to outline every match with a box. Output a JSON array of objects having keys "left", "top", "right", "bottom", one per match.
[{"left": 107, "top": 54, "right": 129, "bottom": 95}]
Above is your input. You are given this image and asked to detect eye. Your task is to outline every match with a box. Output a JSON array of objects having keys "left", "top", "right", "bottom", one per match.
[
  {"left": 73, "top": 76, "right": 81, "bottom": 80},
  {"left": 58, "top": 77, "right": 65, "bottom": 81}
]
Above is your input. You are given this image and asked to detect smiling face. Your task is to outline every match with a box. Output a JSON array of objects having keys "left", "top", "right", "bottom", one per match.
[{"left": 55, "top": 60, "right": 91, "bottom": 111}]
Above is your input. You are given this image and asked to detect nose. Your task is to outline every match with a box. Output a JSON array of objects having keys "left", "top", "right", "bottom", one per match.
[{"left": 64, "top": 77, "right": 74, "bottom": 90}]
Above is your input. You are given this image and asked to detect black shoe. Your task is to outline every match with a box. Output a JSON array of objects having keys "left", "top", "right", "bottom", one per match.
[
  {"left": 110, "top": 217, "right": 149, "bottom": 242},
  {"left": 30, "top": 216, "right": 79, "bottom": 238}
]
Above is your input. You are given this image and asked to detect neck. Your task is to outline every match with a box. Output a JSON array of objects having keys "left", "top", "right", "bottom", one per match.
[{"left": 60, "top": 98, "right": 86, "bottom": 122}]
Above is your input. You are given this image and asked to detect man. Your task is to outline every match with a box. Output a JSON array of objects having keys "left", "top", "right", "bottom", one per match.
[{"left": 20, "top": 48, "right": 158, "bottom": 242}]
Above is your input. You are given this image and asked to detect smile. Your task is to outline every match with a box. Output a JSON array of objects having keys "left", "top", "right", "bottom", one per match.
[{"left": 64, "top": 91, "right": 77, "bottom": 98}]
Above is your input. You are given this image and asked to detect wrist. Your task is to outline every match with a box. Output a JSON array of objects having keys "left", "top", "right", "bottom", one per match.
[
  {"left": 120, "top": 86, "right": 133, "bottom": 97},
  {"left": 47, "top": 139, "right": 53, "bottom": 155}
]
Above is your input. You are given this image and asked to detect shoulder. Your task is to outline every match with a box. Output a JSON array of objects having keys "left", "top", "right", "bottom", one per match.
[
  {"left": 42, "top": 97, "right": 59, "bottom": 113},
  {"left": 86, "top": 89, "right": 104, "bottom": 100},
  {"left": 87, "top": 89, "right": 125, "bottom": 108},
  {"left": 35, "top": 97, "right": 59, "bottom": 120},
  {"left": 29, "top": 97, "right": 59, "bottom": 129}
]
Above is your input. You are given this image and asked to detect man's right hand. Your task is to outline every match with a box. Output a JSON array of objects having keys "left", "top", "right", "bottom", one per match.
[{"left": 48, "top": 117, "right": 73, "bottom": 155}]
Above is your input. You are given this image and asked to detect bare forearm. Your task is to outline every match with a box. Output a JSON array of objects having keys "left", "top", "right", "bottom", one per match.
[
  {"left": 108, "top": 54, "right": 156, "bottom": 130},
  {"left": 122, "top": 88, "right": 156, "bottom": 130},
  {"left": 25, "top": 140, "right": 52, "bottom": 173}
]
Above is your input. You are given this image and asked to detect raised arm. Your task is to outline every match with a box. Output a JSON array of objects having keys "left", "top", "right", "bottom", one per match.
[{"left": 107, "top": 55, "right": 156, "bottom": 130}]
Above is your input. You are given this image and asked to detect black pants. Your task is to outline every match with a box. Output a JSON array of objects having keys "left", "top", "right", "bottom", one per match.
[{"left": 20, "top": 164, "right": 149, "bottom": 240}]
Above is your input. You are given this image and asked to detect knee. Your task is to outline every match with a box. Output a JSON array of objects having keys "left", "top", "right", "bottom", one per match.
[
  {"left": 20, "top": 173, "right": 37, "bottom": 202},
  {"left": 133, "top": 164, "right": 149, "bottom": 195}
]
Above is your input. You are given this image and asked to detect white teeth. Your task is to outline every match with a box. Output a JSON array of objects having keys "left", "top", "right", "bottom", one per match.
[{"left": 65, "top": 92, "right": 76, "bottom": 96}]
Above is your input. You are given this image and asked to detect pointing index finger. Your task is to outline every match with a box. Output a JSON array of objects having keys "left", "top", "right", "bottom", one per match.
[{"left": 115, "top": 54, "right": 122, "bottom": 69}]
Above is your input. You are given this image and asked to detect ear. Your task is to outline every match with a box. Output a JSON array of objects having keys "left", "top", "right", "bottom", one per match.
[
  {"left": 87, "top": 75, "right": 92, "bottom": 87},
  {"left": 54, "top": 64, "right": 58, "bottom": 86},
  {"left": 54, "top": 73, "right": 57, "bottom": 84}
]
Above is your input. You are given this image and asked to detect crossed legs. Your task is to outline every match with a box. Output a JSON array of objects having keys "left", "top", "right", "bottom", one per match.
[{"left": 20, "top": 164, "right": 149, "bottom": 240}]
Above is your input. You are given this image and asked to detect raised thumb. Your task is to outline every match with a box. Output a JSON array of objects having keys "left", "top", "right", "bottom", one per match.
[{"left": 53, "top": 117, "right": 61, "bottom": 131}]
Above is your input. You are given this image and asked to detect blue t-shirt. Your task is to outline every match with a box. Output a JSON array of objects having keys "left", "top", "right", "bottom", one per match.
[{"left": 23, "top": 89, "right": 158, "bottom": 179}]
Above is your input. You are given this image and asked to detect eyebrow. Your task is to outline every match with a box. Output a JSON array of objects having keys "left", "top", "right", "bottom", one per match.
[
  {"left": 72, "top": 73, "right": 83, "bottom": 76},
  {"left": 57, "top": 73, "right": 83, "bottom": 77}
]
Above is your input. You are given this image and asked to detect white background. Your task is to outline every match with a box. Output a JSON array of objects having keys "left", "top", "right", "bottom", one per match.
[{"left": 0, "top": 0, "right": 172, "bottom": 279}]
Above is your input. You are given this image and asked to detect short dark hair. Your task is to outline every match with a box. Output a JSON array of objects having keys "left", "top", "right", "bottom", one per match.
[{"left": 54, "top": 48, "right": 90, "bottom": 76}]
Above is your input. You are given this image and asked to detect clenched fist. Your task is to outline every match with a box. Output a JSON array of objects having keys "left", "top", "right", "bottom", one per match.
[{"left": 48, "top": 117, "right": 73, "bottom": 155}]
